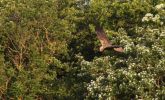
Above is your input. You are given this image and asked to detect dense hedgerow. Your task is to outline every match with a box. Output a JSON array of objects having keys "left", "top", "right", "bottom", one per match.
[{"left": 0, "top": 0, "right": 165, "bottom": 99}]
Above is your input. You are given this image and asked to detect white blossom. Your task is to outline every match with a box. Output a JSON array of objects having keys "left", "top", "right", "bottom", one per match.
[
  {"left": 145, "top": 13, "right": 153, "bottom": 18},
  {"left": 142, "top": 13, "right": 154, "bottom": 22},
  {"left": 155, "top": 4, "right": 165, "bottom": 10}
]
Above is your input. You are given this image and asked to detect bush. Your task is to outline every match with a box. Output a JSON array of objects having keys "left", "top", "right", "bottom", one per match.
[{"left": 0, "top": 0, "right": 164, "bottom": 99}]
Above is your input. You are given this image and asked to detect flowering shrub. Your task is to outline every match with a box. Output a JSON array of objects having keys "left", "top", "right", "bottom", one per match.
[
  {"left": 0, "top": 0, "right": 165, "bottom": 99},
  {"left": 82, "top": 3, "right": 165, "bottom": 99}
]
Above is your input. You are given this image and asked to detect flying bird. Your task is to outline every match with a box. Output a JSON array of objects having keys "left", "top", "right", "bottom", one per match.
[{"left": 95, "top": 26, "right": 124, "bottom": 52}]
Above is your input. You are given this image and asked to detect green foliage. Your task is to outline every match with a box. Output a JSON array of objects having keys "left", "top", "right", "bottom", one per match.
[
  {"left": 0, "top": 0, "right": 164, "bottom": 99},
  {"left": 81, "top": 3, "right": 165, "bottom": 99}
]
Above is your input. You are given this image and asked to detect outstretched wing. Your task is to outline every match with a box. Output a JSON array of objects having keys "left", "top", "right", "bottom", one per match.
[
  {"left": 114, "top": 47, "right": 124, "bottom": 52},
  {"left": 95, "top": 26, "right": 112, "bottom": 47}
]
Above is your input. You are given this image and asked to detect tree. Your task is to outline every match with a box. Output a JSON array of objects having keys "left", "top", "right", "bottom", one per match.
[{"left": 0, "top": 0, "right": 164, "bottom": 99}]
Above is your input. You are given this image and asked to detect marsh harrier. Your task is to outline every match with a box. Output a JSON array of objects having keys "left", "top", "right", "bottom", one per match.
[{"left": 95, "top": 26, "right": 124, "bottom": 52}]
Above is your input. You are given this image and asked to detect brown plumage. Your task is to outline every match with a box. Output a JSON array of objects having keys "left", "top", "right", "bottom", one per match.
[{"left": 95, "top": 26, "right": 124, "bottom": 52}]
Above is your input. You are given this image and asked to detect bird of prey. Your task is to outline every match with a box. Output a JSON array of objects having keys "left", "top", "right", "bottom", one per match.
[{"left": 95, "top": 26, "right": 124, "bottom": 52}]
